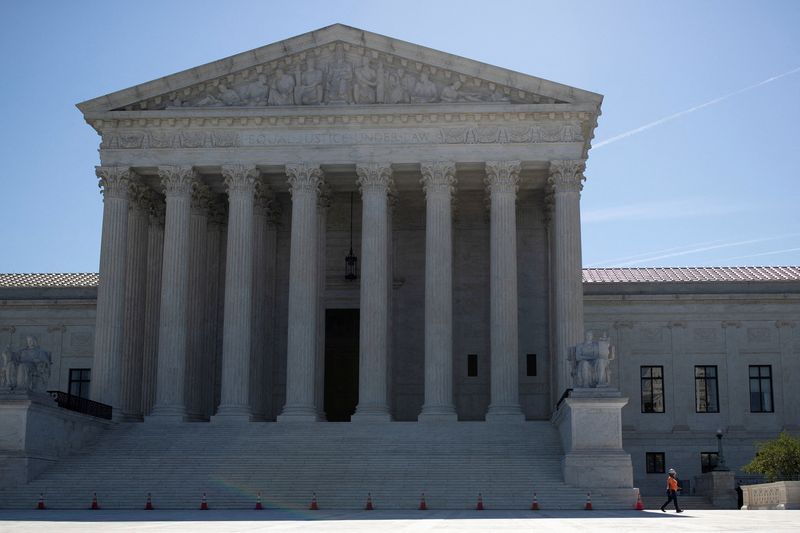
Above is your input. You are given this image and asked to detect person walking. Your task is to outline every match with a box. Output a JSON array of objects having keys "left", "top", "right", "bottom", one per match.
[{"left": 661, "top": 468, "right": 683, "bottom": 513}]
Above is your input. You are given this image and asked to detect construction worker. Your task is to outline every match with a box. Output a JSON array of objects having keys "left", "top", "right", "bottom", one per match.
[{"left": 661, "top": 468, "right": 683, "bottom": 513}]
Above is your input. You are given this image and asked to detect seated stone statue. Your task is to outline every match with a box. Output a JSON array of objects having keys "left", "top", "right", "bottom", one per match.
[
  {"left": 571, "top": 331, "right": 615, "bottom": 388},
  {"left": 0, "top": 336, "right": 51, "bottom": 392}
]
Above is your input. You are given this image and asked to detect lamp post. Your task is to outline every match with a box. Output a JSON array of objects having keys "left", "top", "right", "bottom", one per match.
[{"left": 715, "top": 428, "right": 730, "bottom": 471}]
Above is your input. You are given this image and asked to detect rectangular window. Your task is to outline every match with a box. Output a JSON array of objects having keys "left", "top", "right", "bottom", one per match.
[
  {"left": 701, "top": 452, "right": 719, "bottom": 473},
  {"left": 749, "top": 365, "right": 774, "bottom": 413},
  {"left": 646, "top": 452, "right": 665, "bottom": 474},
  {"left": 68, "top": 368, "right": 91, "bottom": 399},
  {"left": 526, "top": 354, "right": 537, "bottom": 377},
  {"left": 695, "top": 366, "right": 719, "bottom": 413},
  {"left": 640, "top": 366, "right": 664, "bottom": 413},
  {"left": 467, "top": 354, "right": 478, "bottom": 377}
]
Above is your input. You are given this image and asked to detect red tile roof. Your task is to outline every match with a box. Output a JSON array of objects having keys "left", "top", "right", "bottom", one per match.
[
  {"left": 582, "top": 266, "right": 800, "bottom": 283},
  {"left": 0, "top": 273, "right": 100, "bottom": 288}
]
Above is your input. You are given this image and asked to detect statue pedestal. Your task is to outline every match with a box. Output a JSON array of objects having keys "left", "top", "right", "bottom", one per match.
[
  {"left": 552, "top": 389, "right": 633, "bottom": 488},
  {"left": 696, "top": 470, "right": 737, "bottom": 508}
]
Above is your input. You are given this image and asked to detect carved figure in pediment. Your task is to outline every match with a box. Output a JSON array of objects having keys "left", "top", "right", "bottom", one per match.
[
  {"left": 353, "top": 56, "right": 379, "bottom": 104},
  {"left": 0, "top": 335, "right": 52, "bottom": 392},
  {"left": 268, "top": 68, "right": 296, "bottom": 106},
  {"left": 218, "top": 83, "right": 243, "bottom": 106},
  {"left": 325, "top": 47, "right": 353, "bottom": 104},
  {"left": 441, "top": 80, "right": 485, "bottom": 103},
  {"left": 195, "top": 92, "right": 222, "bottom": 107},
  {"left": 411, "top": 72, "right": 438, "bottom": 103},
  {"left": 385, "top": 69, "right": 405, "bottom": 104},
  {"left": 294, "top": 58, "right": 323, "bottom": 105},
  {"left": 238, "top": 74, "right": 269, "bottom": 106}
]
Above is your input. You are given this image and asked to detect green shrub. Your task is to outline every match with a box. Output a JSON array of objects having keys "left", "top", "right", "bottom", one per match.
[{"left": 742, "top": 432, "right": 800, "bottom": 482}]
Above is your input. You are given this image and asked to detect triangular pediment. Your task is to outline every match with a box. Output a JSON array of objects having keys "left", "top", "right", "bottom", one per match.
[{"left": 77, "top": 24, "right": 602, "bottom": 113}]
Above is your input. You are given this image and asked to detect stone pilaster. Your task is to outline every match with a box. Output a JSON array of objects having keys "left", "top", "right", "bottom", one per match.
[
  {"left": 418, "top": 161, "right": 458, "bottom": 422},
  {"left": 118, "top": 181, "right": 151, "bottom": 421},
  {"left": 549, "top": 159, "right": 586, "bottom": 400},
  {"left": 140, "top": 197, "right": 165, "bottom": 416},
  {"left": 185, "top": 183, "right": 211, "bottom": 420},
  {"left": 148, "top": 166, "right": 197, "bottom": 422},
  {"left": 213, "top": 165, "right": 258, "bottom": 422},
  {"left": 352, "top": 163, "right": 393, "bottom": 422},
  {"left": 249, "top": 181, "right": 274, "bottom": 421},
  {"left": 92, "top": 166, "right": 131, "bottom": 411},
  {"left": 315, "top": 185, "right": 332, "bottom": 420},
  {"left": 485, "top": 160, "right": 525, "bottom": 421},
  {"left": 278, "top": 163, "right": 323, "bottom": 422}
]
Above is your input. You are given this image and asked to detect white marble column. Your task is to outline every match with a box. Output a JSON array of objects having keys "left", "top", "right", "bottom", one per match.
[
  {"left": 92, "top": 166, "right": 131, "bottom": 411},
  {"left": 119, "top": 182, "right": 151, "bottom": 421},
  {"left": 204, "top": 198, "right": 226, "bottom": 417},
  {"left": 352, "top": 163, "right": 393, "bottom": 422},
  {"left": 419, "top": 161, "right": 458, "bottom": 422},
  {"left": 278, "top": 164, "right": 322, "bottom": 422},
  {"left": 185, "top": 184, "right": 211, "bottom": 420},
  {"left": 148, "top": 166, "right": 197, "bottom": 422},
  {"left": 315, "top": 185, "right": 331, "bottom": 420},
  {"left": 249, "top": 181, "right": 274, "bottom": 421},
  {"left": 485, "top": 160, "right": 525, "bottom": 422},
  {"left": 549, "top": 160, "right": 586, "bottom": 399},
  {"left": 213, "top": 165, "right": 258, "bottom": 422},
  {"left": 263, "top": 209, "right": 279, "bottom": 419},
  {"left": 140, "top": 198, "right": 165, "bottom": 416}
]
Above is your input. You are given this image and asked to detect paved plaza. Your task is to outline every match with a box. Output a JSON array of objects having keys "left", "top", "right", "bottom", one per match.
[{"left": 1, "top": 510, "right": 798, "bottom": 532}]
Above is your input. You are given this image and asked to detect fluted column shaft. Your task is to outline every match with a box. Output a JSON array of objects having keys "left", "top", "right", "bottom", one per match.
[
  {"left": 278, "top": 164, "right": 323, "bottom": 422},
  {"left": 119, "top": 184, "right": 151, "bottom": 421},
  {"left": 141, "top": 200, "right": 165, "bottom": 416},
  {"left": 214, "top": 165, "right": 258, "bottom": 421},
  {"left": 315, "top": 187, "right": 331, "bottom": 419},
  {"left": 203, "top": 199, "right": 225, "bottom": 417},
  {"left": 419, "top": 162, "right": 457, "bottom": 421},
  {"left": 149, "top": 166, "right": 196, "bottom": 421},
  {"left": 185, "top": 185, "right": 211, "bottom": 420},
  {"left": 92, "top": 167, "right": 131, "bottom": 411},
  {"left": 549, "top": 160, "right": 586, "bottom": 399},
  {"left": 352, "top": 163, "right": 393, "bottom": 422},
  {"left": 485, "top": 161, "right": 525, "bottom": 421}
]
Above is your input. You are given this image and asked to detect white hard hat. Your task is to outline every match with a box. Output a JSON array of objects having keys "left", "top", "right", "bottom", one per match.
[{"left": 668, "top": 468, "right": 676, "bottom": 474}]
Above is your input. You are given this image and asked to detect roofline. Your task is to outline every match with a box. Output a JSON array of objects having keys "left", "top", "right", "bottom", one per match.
[{"left": 76, "top": 23, "right": 603, "bottom": 114}]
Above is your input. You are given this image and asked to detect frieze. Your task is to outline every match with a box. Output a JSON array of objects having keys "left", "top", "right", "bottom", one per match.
[
  {"left": 101, "top": 122, "right": 583, "bottom": 150},
  {"left": 120, "top": 43, "right": 565, "bottom": 112}
]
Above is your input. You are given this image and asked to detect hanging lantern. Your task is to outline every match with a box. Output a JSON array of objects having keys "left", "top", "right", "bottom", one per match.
[{"left": 345, "top": 191, "right": 358, "bottom": 280}]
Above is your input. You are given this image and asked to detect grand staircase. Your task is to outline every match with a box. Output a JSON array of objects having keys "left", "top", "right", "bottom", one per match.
[{"left": 1, "top": 421, "right": 636, "bottom": 509}]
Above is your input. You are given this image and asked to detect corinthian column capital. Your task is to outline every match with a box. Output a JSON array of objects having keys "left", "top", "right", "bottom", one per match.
[
  {"left": 221, "top": 164, "right": 258, "bottom": 195},
  {"left": 420, "top": 161, "right": 456, "bottom": 198},
  {"left": 158, "top": 166, "right": 197, "bottom": 197},
  {"left": 191, "top": 182, "right": 212, "bottom": 214},
  {"left": 548, "top": 159, "right": 586, "bottom": 193},
  {"left": 356, "top": 163, "right": 393, "bottom": 194},
  {"left": 484, "top": 160, "right": 521, "bottom": 195},
  {"left": 96, "top": 166, "right": 131, "bottom": 199},
  {"left": 286, "top": 163, "right": 323, "bottom": 196}
]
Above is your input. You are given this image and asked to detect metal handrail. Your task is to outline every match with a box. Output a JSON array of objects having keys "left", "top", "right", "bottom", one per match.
[{"left": 47, "top": 390, "right": 112, "bottom": 420}]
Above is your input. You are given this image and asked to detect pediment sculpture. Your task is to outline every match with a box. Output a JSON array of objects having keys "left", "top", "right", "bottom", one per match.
[
  {"left": 129, "top": 44, "right": 557, "bottom": 111},
  {"left": 570, "top": 331, "right": 615, "bottom": 388},
  {"left": 0, "top": 335, "right": 52, "bottom": 393}
]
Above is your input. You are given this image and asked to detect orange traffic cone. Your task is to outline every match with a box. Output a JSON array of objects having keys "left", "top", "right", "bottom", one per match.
[
  {"left": 531, "top": 492, "right": 540, "bottom": 511},
  {"left": 309, "top": 492, "right": 319, "bottom": 510},
  {"left": 91, "top": 492, "right": 100, "bottom": 510},
  {"left": 419, "top": 493, "right": 427, "bottom": 510},
  {"left": 365, "top": 492, "right": 374, "bottom": 510},
  {"left": 255, "top": 492, "right": 263, "bottom": 510},
  {"left": 36, "top": 493, "right": 45, "bottom": 510},
  {"left": 476, "top": 493, "right": 484, "bottom": 511},
  {"left": 145, "top": 493, "right": 154, "bottom": 510},
  {"left": 584, "top": 492, "right": 593, "bottom": 510},
  {"left": 635, "top": 491, "right": 644, "bottom": 510},
  {"left": 200, "top": 492, "right": 209, "bottom": 510}
]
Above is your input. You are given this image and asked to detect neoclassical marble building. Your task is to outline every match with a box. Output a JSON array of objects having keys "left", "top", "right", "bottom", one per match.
[
  {"left": 1, "top": 25, "right": 799, "bottom": 506},
  {"left": 77, "top": 24, "right": 598, "bottom": 424}
]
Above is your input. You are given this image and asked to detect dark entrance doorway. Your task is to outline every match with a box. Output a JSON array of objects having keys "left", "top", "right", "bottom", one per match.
[{"left": 324, "top": 309, "right": 359, "bottom": 421}]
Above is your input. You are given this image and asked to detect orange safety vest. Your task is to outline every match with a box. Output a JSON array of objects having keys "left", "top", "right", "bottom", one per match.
[{"left": 667, "top": 476, "right": 679, "bottom": 491}]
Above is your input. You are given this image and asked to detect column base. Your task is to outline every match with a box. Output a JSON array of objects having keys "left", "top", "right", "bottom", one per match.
[
  {"left": 210, "top": 405, "right": 253, "bottom": 424},
  {"left": 145, "top": 405, "right": 187, "bottom": 424},
  {"left": 277, "top": 405, "right": 319, "bottom": 422},
  {"left": 351, "top": 405, "right": 392, "bottom": 423},
  {"left": 418, "top": 405, "right": 458, "bottom": 422},
  {"left": 485, "top": 404, "right": 525, "bottom": 422}
]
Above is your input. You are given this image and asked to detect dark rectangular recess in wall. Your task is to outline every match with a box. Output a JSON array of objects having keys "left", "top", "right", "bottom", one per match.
[
  {"left": 526, "top": 354, "right": 537, "bottom": 376},
  {"left": 467, "top": 354, "right": 478, "bottom": 377}
]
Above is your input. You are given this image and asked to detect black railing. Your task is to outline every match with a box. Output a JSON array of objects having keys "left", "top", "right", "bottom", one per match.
[
  {"left": 47, "top": 391, "right": 112, "bottom": 420},
  {"left": 556, "top": 388, "right": 573, "bottom": 410}
]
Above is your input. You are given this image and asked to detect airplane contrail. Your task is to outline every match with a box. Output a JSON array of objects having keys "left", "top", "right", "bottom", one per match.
[
  {"left": 592, "top": 66, "right": 800, "bottom": 149},
  {"left": 719, "top": 247, "right": 800, "bottom": 263}
]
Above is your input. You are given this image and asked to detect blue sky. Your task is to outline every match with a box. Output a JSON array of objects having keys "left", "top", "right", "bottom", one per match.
[{"left": 1, "top": 0, "right": 798, "bottom": 272}]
